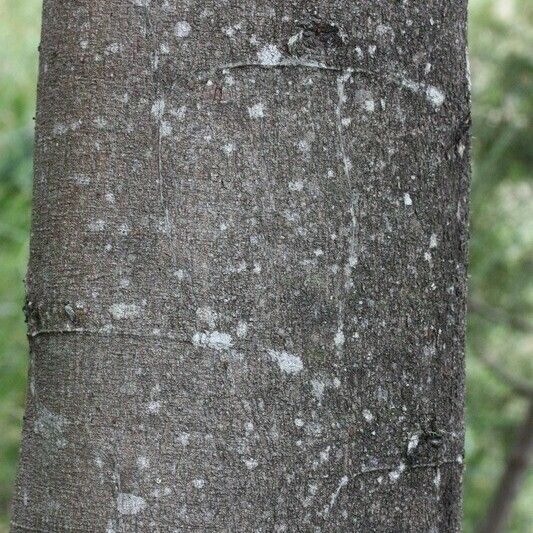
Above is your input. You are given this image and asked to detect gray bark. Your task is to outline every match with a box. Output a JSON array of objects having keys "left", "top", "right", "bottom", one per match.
[{"left": 12, "top": 1, "right": 470, "bottom": 531}]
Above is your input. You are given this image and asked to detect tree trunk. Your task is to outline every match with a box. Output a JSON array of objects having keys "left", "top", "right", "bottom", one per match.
[
  {"left": 12, "top": 1, "right": 470, "bottom": 531},
  {"left": 477, "top": 400, "right": 533, "bottom": 533}
]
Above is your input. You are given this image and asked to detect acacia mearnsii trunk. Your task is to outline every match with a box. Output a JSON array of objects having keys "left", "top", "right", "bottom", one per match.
[{"left": 11, "top": 0, "right": 470, "bottom": 531}]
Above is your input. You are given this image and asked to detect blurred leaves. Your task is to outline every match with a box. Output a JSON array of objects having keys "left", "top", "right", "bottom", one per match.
[
  {"left": 0, "top": 1, "right": 39, "bottom": 530},
  {"left": 466, "top": 0, "right": 533, "bottom": 531}
]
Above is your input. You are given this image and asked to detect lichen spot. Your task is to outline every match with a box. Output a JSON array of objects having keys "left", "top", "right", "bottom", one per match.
[
  {"left": 429, "top": 233, "right": 438, "bottom": 248},
  {"left": 196, "top": 306, "right": 217, "bottom": 329},
  {"left": 403, "top": 192, "right": 413, "bottom": 207},
  {"left": 244, "top": 458, "right": 258, "bottom": 470},
  {"left": 175, "top": 21, "right": 191, "bottom": 38},
  {"left": 160, "top": 121, "right": 172, "bottom": 137},
  {"left": 298, "top": 139, "right": 310, "bottom": 153},
  {"left": 362, "top": 409, "right": 374, "bottom": 423},
  {"left": 236, "top": 321, "right": 248, "bottom": 338},
  {"left": 267, "top": 349, "right": 304, "bottom": 375},
  {"left": 116, "top": 493, "right": 146, "bottom": 515},
  {"left": 389, "top": 463, "right": 405, "bottom": 482},
  {"left": 192, "top": 479, "right": 205, "bottom": 489},
  {"left": 407, "top": 433, "right": 420, "bottom": 453},
  {"left": 257, "top": 44, "right": 282, "bottom": 66},
  {"left": 151, "top": 98, "right": 165, "bottom": 120},
  {"left": 192, "top": 331, "right": 233, "bottom": 351},
  {"left": 334, "top": 329, "right": 345, "bottom": 347},
  {"left": 88, "top": 219, "right": 105, "bottom": 232},
  {"left": 147, "top": 400, "right": 161, "bottom": 413},
  {"left": 248, "top": 103, "right": 265, "bottom": 119},
  {"left": 109, "top": 303, "right": 140, "bottom": 320},
  {"left": 288, "top": 180, "right": 304, "bottom": 192},
  {"left": 426, "top": 86, "right": 445, "bottom": 109},
  {"left": 136, "top": 456, "right": 149, "bottom": 470},
  {"left": 310, "top": 379, "right": 325, "bottom": 402},
  {"left": 364, "top": 99, "right": 375, "bottom": 113},
  {"left": 222, "top": 143, "right": 236, "bottom": 156}
]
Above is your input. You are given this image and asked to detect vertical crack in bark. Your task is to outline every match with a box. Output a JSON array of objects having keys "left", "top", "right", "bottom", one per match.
[{"left": 334, "top": 69, "right": 358, "bottom": 359}]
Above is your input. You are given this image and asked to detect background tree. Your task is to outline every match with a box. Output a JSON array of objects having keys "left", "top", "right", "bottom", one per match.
[{"left": 2, "top": 0, "right": 528, "bottom": 531}]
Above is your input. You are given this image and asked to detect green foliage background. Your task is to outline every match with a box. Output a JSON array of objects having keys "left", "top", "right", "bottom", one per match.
[{"left": 0, "top": 0, "right": 531, "bottom": 530}]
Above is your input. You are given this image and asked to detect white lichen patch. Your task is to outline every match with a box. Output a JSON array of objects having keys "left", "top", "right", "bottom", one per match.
[
  {"left": 175, "top": 21, "right": 191, "bottom": 38},
  {"left": 257, "top": 44, "right": 282, "bottom": 65},
  {"left": 222, "top": 143, "right": 236, "bottom": 155},
  {"left": 147, "top": 400, "right": 161, "bottom": 413},
  {"left": 192, "top": 331, "right": 233, "bottom": 351},
  {"left": 170, "top": 105, "right": 187, "bottom": 119},
  {"left": 192, "top": 479, "right": 205, "bottom": 489},
  {"left": 236, "top": 321, "right": 248, "bottom": 338},
  {"left": 433, "top": 469, "right": 441, "bottom": 488},
  {"left": 151, "top": 98, "right": 165, "bottom": 120},
  {"left": 178, "top": 432, "right": 190, "bottom": 446},
  {"left": 426, "top": 86, "right": 445, "bottom": 109},
  {"left": 403, "top": 192, "right": 413, "bottom": 206},
  {"left": 160, "top": 120, "right": 172, "bottom": 137},
  {"left": 364, "top": 99, "right": 375, "bottom": 112},
  {"left": 136, "top": 456, "right": 149, "bottom": 469},
  {"left": 310, "top": 379, "right": 326, "bottom": 402},
  {"left": 33, "top": 405, "right": 69, "bottom": 447},
  {"left": 294, "top": 418, "right": 305, "bottom": 428},
  {"left": 109, "top": 303, "right": 140, "bottom": 320},
  {"left": 248, "top": 102, "right": 265, "bottom": 119},
  {"left": 53, "top": 123, "right": 68, "bottom": 135},
  {"left": 407, "top": 433, "right": 420, "bottom": 453},
  {"left": 196, "top": 306, "right": 217, "bottom": 329},
  {"left": 105, "top": 42, "right": 120, "bottom": 55},
  {"left": 429, "top": 233, "right": 438, "bottom": 248},
  {"left": 267, "top": 349, "right": 303, "bottom": 374},
  {"left": 389, "top": 462, "right": 405, "bottom": 482},
  {"left": 323, "top": 475, "right": 348, "bottom": 515},
  {"left": 362, "top": 409, "right": 374, "bottom": 423},
  {"left": 72, "top": 173, "right": 90, "bottom": 185},
  {"left": 88, "top": 219, "right": 106, "bottom": 232},
  {"left": 116, "top": 493, "right": 146, "bottom": 515},
  {"left": 334, "top": 329, "right": 345, "bottom": 347},
  {"left": 297, "top": 139, "right": 310, "bottom": 153},
  {"left": 244, "top": 458, "right": 258, "bottom": 470},
  {"left": 174, "top": 269, "right": 186, "bottom": 280},
  {"left": 288, "top": 180, "right": 304, "bottom": 192},
  {"left": 118, "top": 223, "right": 130, "bottom": 236}
]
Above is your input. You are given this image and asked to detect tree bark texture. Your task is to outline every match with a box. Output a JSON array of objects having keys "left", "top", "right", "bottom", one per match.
[{"left": 12, "top": 1, "right": 470, "bottom": 531}]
